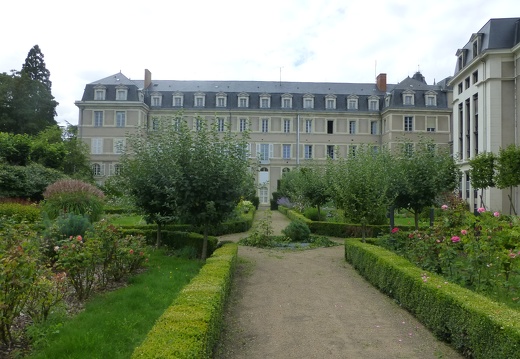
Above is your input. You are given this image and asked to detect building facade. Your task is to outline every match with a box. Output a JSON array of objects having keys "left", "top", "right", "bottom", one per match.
[
  {"left": 450, "top": 17, "right": 520, "bottom": 213},
  {"left": 76, "top": 70, "right": 452, "bottom": 205}
]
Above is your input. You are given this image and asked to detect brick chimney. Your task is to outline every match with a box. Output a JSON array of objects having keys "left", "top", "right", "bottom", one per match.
[
  {"left": 376, "top": 73, "right": 387, "bottom": 92},
  {"left": 144, "top": 69, "right": 152, "bottom": 89}
]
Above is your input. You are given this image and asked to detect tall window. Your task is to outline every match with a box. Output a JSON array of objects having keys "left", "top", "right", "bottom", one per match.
[
  {"left": 327, "top": 120, "right": 334, "bottom": 134},
  {"left": 195, "top": 118, "right": 203, "bottom": 131},
  {"left": 404, "top": 95, "right": 413, "bottom": 105},
  {"left": 282, "top": 144, "right": 291, "bottom": 159},
  {"left": 238, "top": 96, "right": 249, "bottom": 108},
  {"left": 217, "top": 117, "right": 225, "bottom": 132},
  {"left": 369, "top": 99, "right": 379, "bottom": 111},
  {"left": 259, "top": 187, "right": 268, "bottom": 204},
  {"left": 404, "top": 116, "right": 413, "bottom": 132},
  {"left": 116, "top": 111, "right": 125, "bottom": 127},
  {"left": 91, "top": 163, "right": 102, "bottom": 176},
  {"left": 114, "top": 164, "right": 122, "bottom": 175},
  {"left": 113, "top": 138, "right": 125, "bottom": 154},
  {"left": 239, "top": 118, "right": 248, "bottom": 132},
  {"left": 405, "top": 143, "right": 414, "bottom": 156},
  {"left": 349, "top": 120, "right": 356, "bottom": 134},
  {"left": 326, "top": 98, "right": 336, "bottom": 109},
  {"left": 304, "top": 145, "right": 313, "bottom": 159},
  {"left": 349, "top": 145, "right": 357, "bottom": 157},
  {"left": 282, "top": 97, "right": 292, "bottom": 108},
  {"left": 427, "top": 117, "right": 436, "bottom": 132},
  {"left": 348, "top": 99, "right": 358, "bottom": 110},
  {"left": 116, "top": 89, "right": 127, "bottom": 100},
  {"left": 94, "top": 111, "right": 103, "bottom": 127},
  {"left": 173, "top": 96, "right": 183, "bottom": 107},
  {"left": 283, "top": 119, "right": 291, "bottom": 133},
  {"left": 91, "top": 138, "right": 103, "bottom": 154},
  {"left": 217, "top": 96, "right": 226, "bottom": 107},
  {"left": 261, "top": 118, "right": 269, "bottom": 133},
  {"left": 94, "top": 88, "right": 105, "bottom": 100},
  {"left": 327, "top": 145, "right": 335, "bottom": 159},
  {"left": 305, "top": 119, "right": 312, "bottom": 133},
  {"left": 258, "top": 143, "right": 272, "bottom": 161},
  {"left": 370, "top": 121, "right": 378, "bottom": 135},
  {"left": 151, "top": 95, "right": 161, "bottom": 106},
  {"left": 195, "top": 96, "right": 205, "bottom": 107},
  {"left": 260, "top": 97, "right": 270, "bottom": 108}
]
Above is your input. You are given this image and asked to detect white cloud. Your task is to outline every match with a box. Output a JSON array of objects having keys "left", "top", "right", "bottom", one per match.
[{"left": 0, "top": 0, "right": 516, "bottom": 125}]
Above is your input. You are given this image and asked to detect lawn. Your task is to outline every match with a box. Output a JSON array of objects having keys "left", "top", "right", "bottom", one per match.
[{"left": 26, "top": 249, "right": 202, "bottom": 359}]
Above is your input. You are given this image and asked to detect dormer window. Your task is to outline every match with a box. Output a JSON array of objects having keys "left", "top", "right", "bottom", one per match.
[
  {"left": 216, "top": 92, "right": 227, "bottom": 107},
  {"left": 151, "top": 92, "right": 162, "bottom": 107},
  {"left": 385, "top": 95, "right": 391, "bottom": 108},
  {"left": 456, "top": 48, "right": 467, "bottom": 72},
  {"left": 402, "top": 90, "right": 415, "bottom": 106},
  {"left": 325, "top": 94, "right": 336, "bottom": 109},
  {"left": 238, "top": 93, "right": 249, "bottom": 108},
  {"left": 260, "top": 94, "right": 271, "bottom": 108},
  {"left": 172, "top": 92, "right": 183, "bottom": 107},
  {"left": 194, "top": 92, "right": 205, "bottom": 107},
  {"left": 115, "top": 86, "right": 128, "bottom": 100},
  {"left": 303, "top": 94, "right": 314, "bottom": 109},
  {"left": 347, "top": 95, "right": 358, "bottom": 110},
  {"left": 425, "top": 91, "right": 437, "bottom": 107},
  {"left": 368, "top": 96, "right": 379, "bottom": 111},
  {"left": 94, "top": 85, "right": 106, "bottom": 100},
  {"left": 282, "top": 94, "right": 292, "bottom": 109},
  {"left": 470, "top": 33, "right": 482, "bottom": 58}
]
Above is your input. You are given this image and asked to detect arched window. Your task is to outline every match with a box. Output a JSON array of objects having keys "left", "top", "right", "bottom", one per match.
[
  {"left": 282, "top": 167, "right": 291, "bottom": 176},
  {"left": 91, "top": 163, "right": 102, "bottom": 176}
]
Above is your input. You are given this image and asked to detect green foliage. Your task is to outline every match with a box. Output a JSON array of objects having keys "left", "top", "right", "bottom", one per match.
[
  {"left": 54, "top": 213, "right": 92, "bottom": 238},
  {"left": 0, "top": 132, "right": 32, "bottom": 165},
  {"left": 240, "top": 210, "right": 275, "bottom": 247},
  {"left": 345, "top": 239, "right": 520, "bottom": 359},
  {"left": 0, "top": 163, "right": 65, "bottom": 201},
  {"left": 131, "top": 244, "right": 238, "bottom": 359},
  {"left": 0, "top": 202, "right": 41, "bottom": 223},
  {"left": 42, "top": 179, "right": 105, "bottom": 221},
  {"left": 282, "top": 219, "right": 311, "bottom": 242},
  {"left": 303, "top": 207, "right": 324, "bottom": 221},
  {"left": 469, "top": 152, "right": 496, "bottom": 190}
]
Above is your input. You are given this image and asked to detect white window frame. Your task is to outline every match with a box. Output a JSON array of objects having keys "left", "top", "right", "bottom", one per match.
[
  {"left": 113, "top": 138, "right": 126, "bottom": 154},
  {"left": 94, "top": 111, "right": 103, "bottom": 127},
  {"left": 368, "top": 96, "right": 379, "bottom": 111},
  {"left": 303, "top": 94, "right": 314, "bottom": 109},
  {"left": 425, "top": 91, "right": 437, "bottom": 107},
  {"left": 257, "top": 143, "right": 273, "bottom": 162},
  {"left": 239, "top": 118, "right": 248, "bottom": 132},
  {"left": 325, "top": 95, "right": 336, "bottom": 110},
  {"left": 173, "top": 93, "right": 183, "bottom": 107},
  {"left": 261, "top": 118, "right": 269, "bottom": 133},
  {"left": 238, "top": 93, "right": 249, "bottom": 108},
  {"left": 282, "top": 94, "right": 292, "bottom": 109},
  {"left": 426, "top": 117, "right": 436, "bottom": 132},
  {"left": 216, "top": 93, "right": 227, "bottom": 107},
  {"left": 259, "top": 187, "right": 269, "bottom": 204},
  {"left": 260, "top": 94, "right": 271, "bottom": 108},
  {"left": 283, "top": 119, "right": 291, "bottom": 133},
  {"left": 349, "top": 120, "right": 356, "bottom": 134},
  {"left": 370, "top": 120, "right": 378, "bottom": 135},
  {"left": 92, "top": 163, "right": 103, "bottom": 176},
  {"left": 116, "top": 111, "right": 125, "bottom": 128},
  {"left": 350, "top": 145, "right": 358, "bottom": 157},
  {"left": 217, "top": 117, "right": 225, "bottom": 132},
  {"left": 404, "top": 116, "right": 413, "bottom": 132},
  {"left": 151, "top": 94, "right": 162, "bottom": 107},
  {"left": 304, "top": 144, "right": 313, "bottom": 159},
  {"left": 403, "top": 90, "right": 415, "bottom": 106},
  {"left": 347, "top": 96, "right": 358, "bottom": 110},
  {"left": 282, "top": 144, "right": 291, "bottom": 159},
  {"left": 94, "top": 86, "right": 106, "bottom": 100},
  {"left": 116, "top": 88, "right": 128, "bottom": 101},
  {"left": 305, "top": 119, "right": 312, "bottom": 133},
  {"left": 194, "top": 92, "right": 205, "bottom": 107},
  {"left": 327, "top": 145, "right": 335, "bottom": 159},
  {"left": 92, "top": 138, "right": 103, "bottom": 154}
]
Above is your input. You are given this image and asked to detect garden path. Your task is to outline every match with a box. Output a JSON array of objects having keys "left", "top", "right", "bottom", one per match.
[{"left": 214, "top": 208, "right": 462, "bottom": 359}]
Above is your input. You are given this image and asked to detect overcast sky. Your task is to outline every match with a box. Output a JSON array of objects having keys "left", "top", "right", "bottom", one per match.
[{"left": 0, "top": 0, "right": 516, "bottom": 126}]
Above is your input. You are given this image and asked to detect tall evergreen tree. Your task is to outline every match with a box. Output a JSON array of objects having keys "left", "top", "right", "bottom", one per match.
[{"left": 21, "top": 45, "right": 52, "bottom": 91}]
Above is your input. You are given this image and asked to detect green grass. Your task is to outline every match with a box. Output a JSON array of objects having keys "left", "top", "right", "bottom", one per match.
[
  {"left": 105, "top": 214, "right": 146, "bottom": 226},
  {"left": 26, "top": 249, "right": 202, "bottom": 359}
]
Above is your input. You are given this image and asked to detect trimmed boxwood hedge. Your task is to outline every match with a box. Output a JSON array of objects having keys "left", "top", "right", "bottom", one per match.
[
  {"left": 131, "top": 243, "right": 238, "bottom": 359},
  {"left": 344, "top": 239, "right": 520, "bottom": 358},
  {"left": 0, "top": 202, "right": 41, "bottom": 223}
]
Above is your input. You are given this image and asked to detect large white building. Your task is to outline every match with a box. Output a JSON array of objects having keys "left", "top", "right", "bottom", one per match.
[
  {"left": 450, "top": 17, "right": 520, "bottom": 213},
  {"left": 76, "top": 69, "right": 451, "bottom": 205}
]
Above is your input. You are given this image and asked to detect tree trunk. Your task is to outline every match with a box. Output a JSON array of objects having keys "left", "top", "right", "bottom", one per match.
[
  {"left": 508, "top": 187, "right": 517, "bottom": 215},
  {"left": 317, "top": 205, "right": 321, "bottom": 220},
  {"left": 201, "top": 225, "right": 208, "bottom": 261},
  {"left": 156, "top": 222, "right": 162, "bottom": 248},
  {"left": 414, "top": 211, "right": 419, "bottom": 230}
]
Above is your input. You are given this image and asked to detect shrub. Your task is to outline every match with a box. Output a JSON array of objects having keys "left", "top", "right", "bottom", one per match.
[
  {"left": 303, "top": 207, "right": 324, "bottom": 221},
  {"left": 282, "top": 219, "right": 311, "bottom": 242},
  {"left": 42, "top": 179, "right": 105, "bottom": 222},
  {"left": 0, "top": 202, "right": 41, "bottom": 223}
]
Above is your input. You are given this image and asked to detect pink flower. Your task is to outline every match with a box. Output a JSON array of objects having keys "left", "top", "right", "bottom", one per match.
[
  {"left": 494, "top": 211, "right": 500, "bottom": 217},
  {"left": 129, "top": 249, "right": 134, "bottom": 254},
  {"left": 441, "top": 204, "right": 448, "bottom": 210},
  {"left": 391, "top": 227, "right": 399, "bottom": 234},
  {"left": 509, "top": 251, "right": 517, "bottom": 259},
  {"left": 408, "top": 233, "right": 414, "bottom": 238},
  {"left": 451, "top": 236, "right": 460, "bottom": 243},
  {"left": 77, "top": 235, "right": 82, "bottom": 242},
  {"left": 477, "top": 207, "right": 486, "bottom": 213},
  {"left": 461, "top": 229, "right": 468, "bottom": 235}
]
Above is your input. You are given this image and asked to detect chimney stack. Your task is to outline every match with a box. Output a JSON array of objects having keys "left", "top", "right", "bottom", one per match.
[
  {"left": 144, "top": 69, "right": 152, "bottom": 89},
  {"left": 376, "top": 73, "right": 387, "bottom": 92}
]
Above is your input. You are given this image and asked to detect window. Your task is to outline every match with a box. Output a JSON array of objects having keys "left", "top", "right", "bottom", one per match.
[
  {"left": 151, "top": 118, "right": 159, "bottom": 131},
  {"left": 385, "top": 96, "right": 391, "bottom": 107},
  {"left": 349, "top": 120, "right": 356, "bottom": 134},
  {"left": 472, "top": 71, "right": 478, "bottom": 84},
  {"left": 195, "top": 118, "right": 203, "bottom": 131},
  {"left": 327, "top": 120, "right": 334, "bottom": 134},
  {"left": 257, "top": 143, "right": 273, "bottom": 162},
  {"left": 404, "top": 95, "right": 413, "bottom": 105},
  {"left": 349, "top": 145, "right": 357, "bottom": 157},
  {"left": 325, "top": 95, "right": 336, "bottom": 109},
  {"left": 348, "top": 98, "right": 358, "bottom": 110},
  {"left": 239, "top": 118, "right": 248, "bottom": 132},
  {"left": 260, "top": 95, "right": 270, "bottom": 108},
  {"left": 426, "top": 95, "right": 436, "bottom": 106},
  {"left": 194, "top": 94, "right": 205, "bottom": 107},
  {"left": 283, "top": 119, "right": 291, "bottom": 133},
  {"left": 91, "top": 163, "right": 102, "bottom": 176},
  {"left": 91, "top": 138, "right": 103, "bottom": 154},
  {"left": 404, "top": 143, "right": 414, "bottom": 156},
  {"left": 116, "top": 111, "right": 125, "bottom": 127},
  {"left": 404, "top": 116, "right": 413, "bottom": 132},
  {"left": 369, "top": 99, "right": 379, "bottom": 111},
  {"left": 304, "top": 145, "right": 313, "bottom": 159},
  {"left": 113, "top": 138, "right": 125, "bottom": 154},
  {"left": 114, "top": 164, "right": 122, "bottom": 176},
  {"left": 94, "top": 111, "right": 103, "bottom": 127},
  {"left": 217, "top": 117, "right": 225, "bottom": 132},
  {"left": 94, "top": 87, "right": 106, "bottom": 100},
  {"left": 426, "top": 117, "right": 436, "bottom": 132},
  {"left": 116, "top": 88, "right": 127, "bottom": 100},
  {"left": 458, "top": 83, "right": 463, "bottom": 94},
  {"left": 327, "top": 145, "right": 335, "bottom": 159},
  {"left": 259, "top": 187, "right": 268, "bottom": 204},
  {"left": 151, "top": 95, "right": 162, "bottom": 106},
  {"left": 261, "top": 118, "right": 269, "bottom": 133},
  {"left": 282, "top": 167, "right": 290, "bottom": 176},
  {"left": 305, "top": 119, "right": 312, "bottom": 133},
  {"left": 465, "top": 77, "right": 470, "bottom": 90},
  {"left": 304, "top": 98, "right": 313, "bottom": 109},
  {"left": 427, "top": 143, "right": 436, "bottom": 153},
  {"left": 282, "top": 97, "right": 292, "bottom": 108},
  {"left": 173, "top": 95, "right": 183, "bottom": 107},
  {"left": 370, "top": 121, "right": 378, "bottom": 135},
  {"left": 216, "top": 96, "right": 226, "bottom": 107},
  {"left": 282, "top": 144, "right": 291, "bottom": 159},
  {"left": 238, "top": 94, "right": 249, "bottom": 108}
]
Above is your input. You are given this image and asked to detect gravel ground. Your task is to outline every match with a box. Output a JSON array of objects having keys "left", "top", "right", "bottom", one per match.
[{"left": 214, "top": 209, "right": 462, "bottom": 359}]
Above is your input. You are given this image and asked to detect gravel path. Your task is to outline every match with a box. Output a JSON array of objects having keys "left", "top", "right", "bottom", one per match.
[{"left": 214, "top": 209, "right": 462, "bottom": 359}]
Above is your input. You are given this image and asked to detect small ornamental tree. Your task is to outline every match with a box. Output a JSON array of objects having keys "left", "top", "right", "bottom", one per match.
[
  {"left": 469, "top": 152, "right": 496, "bottom": 209},
  {"left": 495, "top": 144, "right": 520, "bottom": 215},
  {"left": 293, "top": 163, "right": 330, "bottom": 219}
]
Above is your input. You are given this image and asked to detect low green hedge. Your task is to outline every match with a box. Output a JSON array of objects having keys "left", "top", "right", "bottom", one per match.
[
  {"left": 0, "top": 202, "right": 41, "bottom": 223},
  {"left": 278, "top": 206, "right": 389, "bottom": 238},
  {"left": 120, "top": 229, "right": 219, "bottom": 258},
  {"left": 344, "top": 239, "right": 520, "bottom": 358},
  {"left": 131, "top": 243, "right": 238, "bottom": 359}
]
